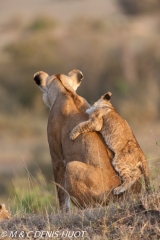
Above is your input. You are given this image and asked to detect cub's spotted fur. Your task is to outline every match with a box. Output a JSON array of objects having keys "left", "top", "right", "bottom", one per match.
[{"left": 70, "top": 92, "right": 150, "bottom": 195}]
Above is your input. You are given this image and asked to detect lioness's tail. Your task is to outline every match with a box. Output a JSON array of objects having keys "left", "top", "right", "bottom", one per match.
[{"left": 138, "top": 156, "right": 150, "bottom": 192}]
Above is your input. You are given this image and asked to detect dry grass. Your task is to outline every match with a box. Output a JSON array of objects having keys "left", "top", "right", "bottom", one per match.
[{"left": 0, "top": 187, "right": 160, "bottom": 239}]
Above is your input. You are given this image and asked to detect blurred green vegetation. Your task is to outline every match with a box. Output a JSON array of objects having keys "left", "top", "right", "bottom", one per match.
[
  {"left": 1, "top": 14, "right": 160, "bottom": 123},
  {"left": 11, "top": 174, "right": 57, "bottom": 214},
  {"left": 27, "top": 17, "right": 57, "bottom": 32}
]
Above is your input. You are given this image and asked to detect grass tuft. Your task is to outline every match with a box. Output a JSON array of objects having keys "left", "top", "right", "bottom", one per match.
[{"left": 1, "top": 181, "right": 159, "bottom": 239}]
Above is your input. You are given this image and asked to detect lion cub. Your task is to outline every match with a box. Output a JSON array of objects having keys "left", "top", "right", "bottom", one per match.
[
  {"left": 0, "top": 204, "right": 11, "bottom": 221},
  {"left": 70, "top": 92, "right": 150, "bottom": 195}
]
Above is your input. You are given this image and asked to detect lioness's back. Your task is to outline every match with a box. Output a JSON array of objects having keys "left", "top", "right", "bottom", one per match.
[{"left": 49, "top": 94, "right": 116, "bottom": 172}]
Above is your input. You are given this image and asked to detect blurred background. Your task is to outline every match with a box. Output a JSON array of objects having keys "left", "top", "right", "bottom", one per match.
[{"left": 0, "top": 0, "right": 160, "bottom": 213}]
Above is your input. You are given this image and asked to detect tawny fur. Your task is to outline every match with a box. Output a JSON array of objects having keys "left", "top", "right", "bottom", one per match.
[
  {"left": 70, "top": 92, "right": 150, "bottom": 195},
  {"left": 34, "top": 71, "right": 142, "bottom": 211},
  {"left": 0, "top": 204, "right": 11, "bottom": 221}
]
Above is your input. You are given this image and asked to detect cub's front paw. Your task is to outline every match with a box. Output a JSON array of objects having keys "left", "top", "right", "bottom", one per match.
[{"left": 70, "top": 129, "right": 80, "bottom": 140}]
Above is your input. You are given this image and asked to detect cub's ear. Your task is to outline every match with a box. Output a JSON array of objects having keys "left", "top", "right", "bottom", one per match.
[
  {"left": 68, "top": 69, "right": 83, "bottom": 82},
  {"left": 103, "top": 92, "right": 112, "bottom": 101},
  {"left": 33, "top": 71, "right": 49, "bottom": 86},
  {"left": 0, "top": 204, "right": 5, "bottom": 210}
]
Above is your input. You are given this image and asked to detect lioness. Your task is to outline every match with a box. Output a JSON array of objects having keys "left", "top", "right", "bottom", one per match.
[
  {"left": 70, "top": 92, "right": 150, "bottom": 195},
  {"left": 0, "top": 204, "right": 11, "bottom": 221},
  {"left": 33, "top": 70, "right": 141, "bottom": 211}
]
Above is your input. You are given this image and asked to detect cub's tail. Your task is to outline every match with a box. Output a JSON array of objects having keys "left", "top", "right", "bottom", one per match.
[{"left": 138, "top": 157, "right": 150, "bottom": 192}]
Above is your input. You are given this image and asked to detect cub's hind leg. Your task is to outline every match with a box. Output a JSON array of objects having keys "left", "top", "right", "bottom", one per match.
[{"left": 112, "top": 155, "right": 142, "bottom": 195}]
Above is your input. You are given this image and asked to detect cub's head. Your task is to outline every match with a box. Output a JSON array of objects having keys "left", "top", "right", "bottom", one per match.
[
  {"left": 33, "top": 69, "right": 83, "bottom": 108},
  {"left": 86, "top": 92, "right": 112, "bottom": 114},
  {"left": 0, "top": 204, "right": 11, "bottom": 221}
]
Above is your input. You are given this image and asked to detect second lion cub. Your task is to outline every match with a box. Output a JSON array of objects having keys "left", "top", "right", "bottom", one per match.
[{"left": 70, "top": 92, "right": 150, "bottom": 195}]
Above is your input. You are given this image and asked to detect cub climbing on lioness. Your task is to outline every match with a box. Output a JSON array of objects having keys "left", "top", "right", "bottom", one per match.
[{"left": 70, "top": 92, "right": 150, "bottom": 195}]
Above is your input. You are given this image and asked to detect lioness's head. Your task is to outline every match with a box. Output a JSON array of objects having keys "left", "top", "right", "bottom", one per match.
[
  {"left": 33, "top": 69, "right": 83, "bottom": 108},
  {"left": 86, "top": 92, "right": 112, "bottom": 114},
  {"left": 0, "top": 204, "right": 11, "bottom": 221}
]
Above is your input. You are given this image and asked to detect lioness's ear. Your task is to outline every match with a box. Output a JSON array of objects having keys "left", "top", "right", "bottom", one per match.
[
  {"left": 33, "top": 71, "right": 49, "bottom": 86},
  {"left": 68, "top": 69, "right": 84, "bottom": 82},
  {"left": 103, "top": 92, "right": 112, "bottom": 101}
]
